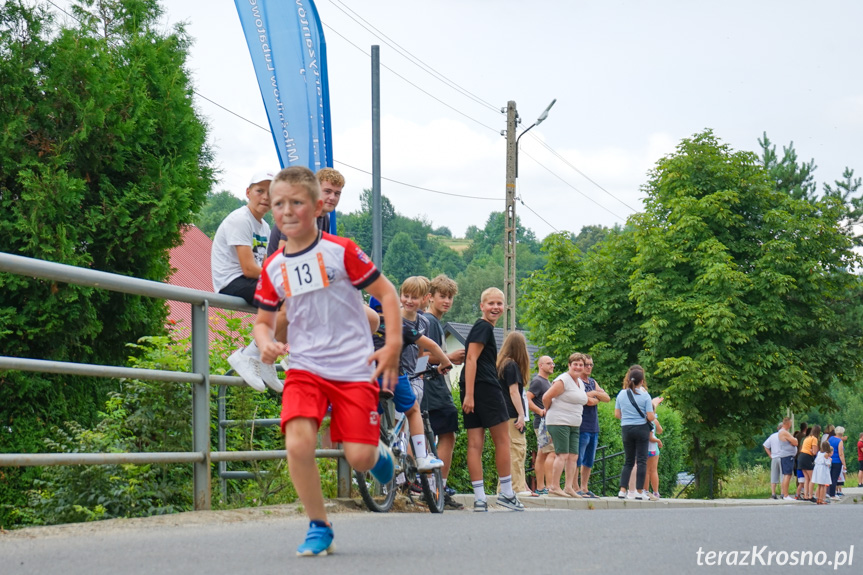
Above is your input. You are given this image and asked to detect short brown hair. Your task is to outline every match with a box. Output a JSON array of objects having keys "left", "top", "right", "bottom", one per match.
[
  {"left": 568, "top": 352, "right": 586, "bottom": 365},
  {"left": 274, "top": 166, "right": 320, "bottom": 202},
  {"left": 316, "top": 167, "right": 344, "bottom": 188},
  {"left": 400, "top": 276, "right": 430, "bottom": 298},
  {"left": 429, "top": 274, "right": 458, "bottom": 297}
]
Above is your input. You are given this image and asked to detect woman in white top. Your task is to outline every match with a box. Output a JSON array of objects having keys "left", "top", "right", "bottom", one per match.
[{"left": 542, "top": 352, "right": 589, "bottom": 498}]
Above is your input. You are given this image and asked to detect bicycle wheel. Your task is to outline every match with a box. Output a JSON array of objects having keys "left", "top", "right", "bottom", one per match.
[
  {"left": 355, "top": 398, "right": 398, "bottom": 512},
  {"left": 354, "top": 468, "right": 396, "bottom": 513},
  {"left": 419, "top": 412, "right": 445, "bottom": 513}
]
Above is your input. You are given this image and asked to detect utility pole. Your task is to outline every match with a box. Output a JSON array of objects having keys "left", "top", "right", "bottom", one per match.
[
  {"left": 503, "top": 101, "right": 518, "bottom": 334},
  {"left": 371, "top": 46, "right": 382, "bottom": 267},
  {"left": 502, "top": 98, "right": 556, "bottom": 335}
]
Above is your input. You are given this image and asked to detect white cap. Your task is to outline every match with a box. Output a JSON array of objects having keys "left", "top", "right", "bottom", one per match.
[{"left": 248, "top": 171, "right": 275, "bottom": 186}]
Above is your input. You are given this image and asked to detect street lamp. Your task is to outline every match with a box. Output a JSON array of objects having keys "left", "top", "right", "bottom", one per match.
[
  {"left": 503, "top": 98, "right": 556, "bottom": 333},
  {"left": 516, "top": 99, "right": 557, "bottom": 177}
]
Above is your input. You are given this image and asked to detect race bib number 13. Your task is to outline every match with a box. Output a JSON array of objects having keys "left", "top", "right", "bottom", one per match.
[{"left": 280, "top": 252, "right": 329, "bottom": 298}]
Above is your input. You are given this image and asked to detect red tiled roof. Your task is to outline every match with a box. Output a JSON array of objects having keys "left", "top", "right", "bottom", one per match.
[{"left": 166, "top": 225, "right": 255, "bottom": 345}]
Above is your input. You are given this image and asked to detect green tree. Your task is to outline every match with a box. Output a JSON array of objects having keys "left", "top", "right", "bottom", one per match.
[
  {"left": 448, "top": 258, "right": 504, "bottom": 324},
  {"left": 382, "top": 232, "right": 428, "bottom": 287},
  {"left": 632, "top": 130, "right": 862, "bottom": 493},
  {"left": 0, "top": 0, "right": 214, "bottom": 526},
  {"left": 759, "top": 132, "right": 818, "bottom": 201},
  {"left": 427, "top": 241, "right": 465, "bottom": 279},
  {"left": 522, "top": 130, "right": 863, "bottom": 495},
  {"left": 194, "top": 191, "right": 245, "bottom": 238}
]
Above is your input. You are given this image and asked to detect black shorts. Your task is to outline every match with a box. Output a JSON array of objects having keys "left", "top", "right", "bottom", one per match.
[
  {"left": 460, "top": 383, "right": 509, "bottom": 430},
  {"left": 428, "top": 403, "right": 459, "bottom": 436},
  {"left": 219, "top": 275, "right": 258, "bottom": 306}
]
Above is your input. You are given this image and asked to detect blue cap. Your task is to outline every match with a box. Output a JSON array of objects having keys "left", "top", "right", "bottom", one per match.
[{"left": 368, "top": 296, "right": 383, "bottom": 313}]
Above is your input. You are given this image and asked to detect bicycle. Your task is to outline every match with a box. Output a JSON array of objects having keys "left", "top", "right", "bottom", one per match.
[{"left": 354, "top": 365, "right": 446, "bottom": 513}]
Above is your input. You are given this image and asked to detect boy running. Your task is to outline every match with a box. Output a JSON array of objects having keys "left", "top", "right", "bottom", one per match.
[{"left": 253, "top": 166, "right": 400, "bottom": 557}]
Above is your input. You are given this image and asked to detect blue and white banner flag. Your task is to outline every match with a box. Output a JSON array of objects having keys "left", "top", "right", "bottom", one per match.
[{"left": 234, "top": 0, "right": 333, "bottom": 172}]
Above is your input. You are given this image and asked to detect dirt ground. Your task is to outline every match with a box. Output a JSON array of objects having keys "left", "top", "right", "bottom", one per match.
[{"left": 0, "top": 494, "right": 437, "bottom": 540}]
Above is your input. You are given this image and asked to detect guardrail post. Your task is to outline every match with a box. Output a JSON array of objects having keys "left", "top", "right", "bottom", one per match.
[
  {"left": 337, "top": 445, "right": 351, "bottom": 498},
  {"left": 192, "top": 301, "right": 211, "bottom": 509}
]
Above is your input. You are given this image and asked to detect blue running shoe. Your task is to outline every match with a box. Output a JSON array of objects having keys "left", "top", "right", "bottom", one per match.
[
  {"left": 297, "top": 522, "right": 335, "bottom": 557},
  {"left": 369, "top": 440, "right": 394, "bottom": 484}
]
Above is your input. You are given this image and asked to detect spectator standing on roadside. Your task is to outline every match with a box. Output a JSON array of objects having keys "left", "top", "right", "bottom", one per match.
[
  {"left": 496, "top": 331, "right": 532, "bottom": 497},
  {"left": 643, "top": 396, "right": 664, "bottom": 499},
  {"left": 828, "top": 426, "right": 846, "bottom": 499},
  {"left": 857, "top": 432, "right": 863, "bottom": 485},
  {"left": 797, "top": 424, "right": 820, "bottom": 503},
  {"left": 775, "top": 417, "right": 799, "bottom": 501},
  {"left": 544, "top": 353, "right": 589, "bottom": 498},
  {"left": 577, "top": 354, "right": 609, "bottom": 498},
  {"left": 762, "top": 423, "right": 783, "bottom": 500},
  {"left": 614, "top": 365, "right": 655, "bottom": 501},
  {"left": 459, "top": 287, "right": 524, "bottom": 512},
  {"left": 527, "top": 356, "right": 556, "bottom": 495}
]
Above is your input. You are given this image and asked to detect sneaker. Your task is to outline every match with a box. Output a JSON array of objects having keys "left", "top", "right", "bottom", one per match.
[
  {"left": 369, "top": 440, "right": 394, "bottom": 484},
  {"left": 445, "top": 486, "right": 457, "bottom": 497},
  {"left": 644, "top": 491, "right": 659, "bottom": 501},
  {"left": 444, "top": 493, "right": 464, "bottom": 510},
  {"left": 415, "top": 455, "right": 444, "bottom": 472},
  {"left": 496, "top": 493, "right": 525, "bottom": 511},
  {"left": 228, "top": 347, "right": 266, "bottom": 392},
  {"left": 653, "top": 491, "right": 661, "bottom": 500},
  {"left": 259, "top": 361, "right": 284, "bottom": 392},
  {"left": 473, "top": 499, "right": 488, "bottom": 512},
  {"left": 617, "top": 489, "right": 626, "bottom": 499},
  {"left": 633, "top": 491, "right": 648, "bottom": 501},
  {"left": 770, "top": 494, "right": 779, "bottom": 500},
  {"left": 626, "top": 490, "right": 637, "bottom": 500},
  {"left": 783, "top": 495, "right": 796, "bottom": 501},
  {"left": 296, "top": 522, "right": 335, "bottom": 557}
]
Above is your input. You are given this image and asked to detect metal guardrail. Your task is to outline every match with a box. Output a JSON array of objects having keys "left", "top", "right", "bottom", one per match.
[{"left": 0, "top": 251, "right": 349, "bottom": 509}]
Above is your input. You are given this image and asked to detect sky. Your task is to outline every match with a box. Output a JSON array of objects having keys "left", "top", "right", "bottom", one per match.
[{"left": 53, "top": 0, "right": 863, "bottom": 239}]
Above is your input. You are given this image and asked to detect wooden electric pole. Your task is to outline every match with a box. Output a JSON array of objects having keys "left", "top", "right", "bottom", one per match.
[{"left": 503, "top": 101, "right": 518, "bottom": 334}]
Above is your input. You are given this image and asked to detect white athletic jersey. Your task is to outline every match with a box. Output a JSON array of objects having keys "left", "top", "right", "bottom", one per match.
[
  {"left": 211, "top": 206, "right": 270, "bottom": 292},
  {"left": 255, "top": 232, "right": 379, "bottom": 382}
]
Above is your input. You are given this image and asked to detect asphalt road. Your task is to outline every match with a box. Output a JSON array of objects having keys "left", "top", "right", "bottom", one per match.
[{"left": 2, "top": 503, "right": 859, "bottom": 574}]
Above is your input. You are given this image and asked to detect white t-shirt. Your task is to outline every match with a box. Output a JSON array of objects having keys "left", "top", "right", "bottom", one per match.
[
  {"left": 211, "top": 206, "right": 270, "bottom": 292},
  {"left": 255, "top": 232, "right": 379, "bottom": 382},
  {"left": 545, "top": 373, "right": 588, "bottom": 427}
]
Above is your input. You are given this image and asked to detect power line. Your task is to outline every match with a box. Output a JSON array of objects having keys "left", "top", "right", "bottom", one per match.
[
  {"left": 518, "top": 197, "right": 560, "bottom": 233},
  {"left": 335, "top": 160, "right": 499, "bottom": 201},
  {"left": 193, "top": 91, "right": 271, "bottom": 133},
  {"left": 520, "top": 149, "right": 627, "bottom": 221},
  {"left": 527, "top": 132, "right": 639, "bottom": 212},
  {"left": 323, "top": 23, "right": 500, "bottom": 134},
  {"left": 325, "top": 0, "right": 500, "bottom": 114},
  {"left": 42, "top": 1, "right": 500, "bottom": 205}
]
